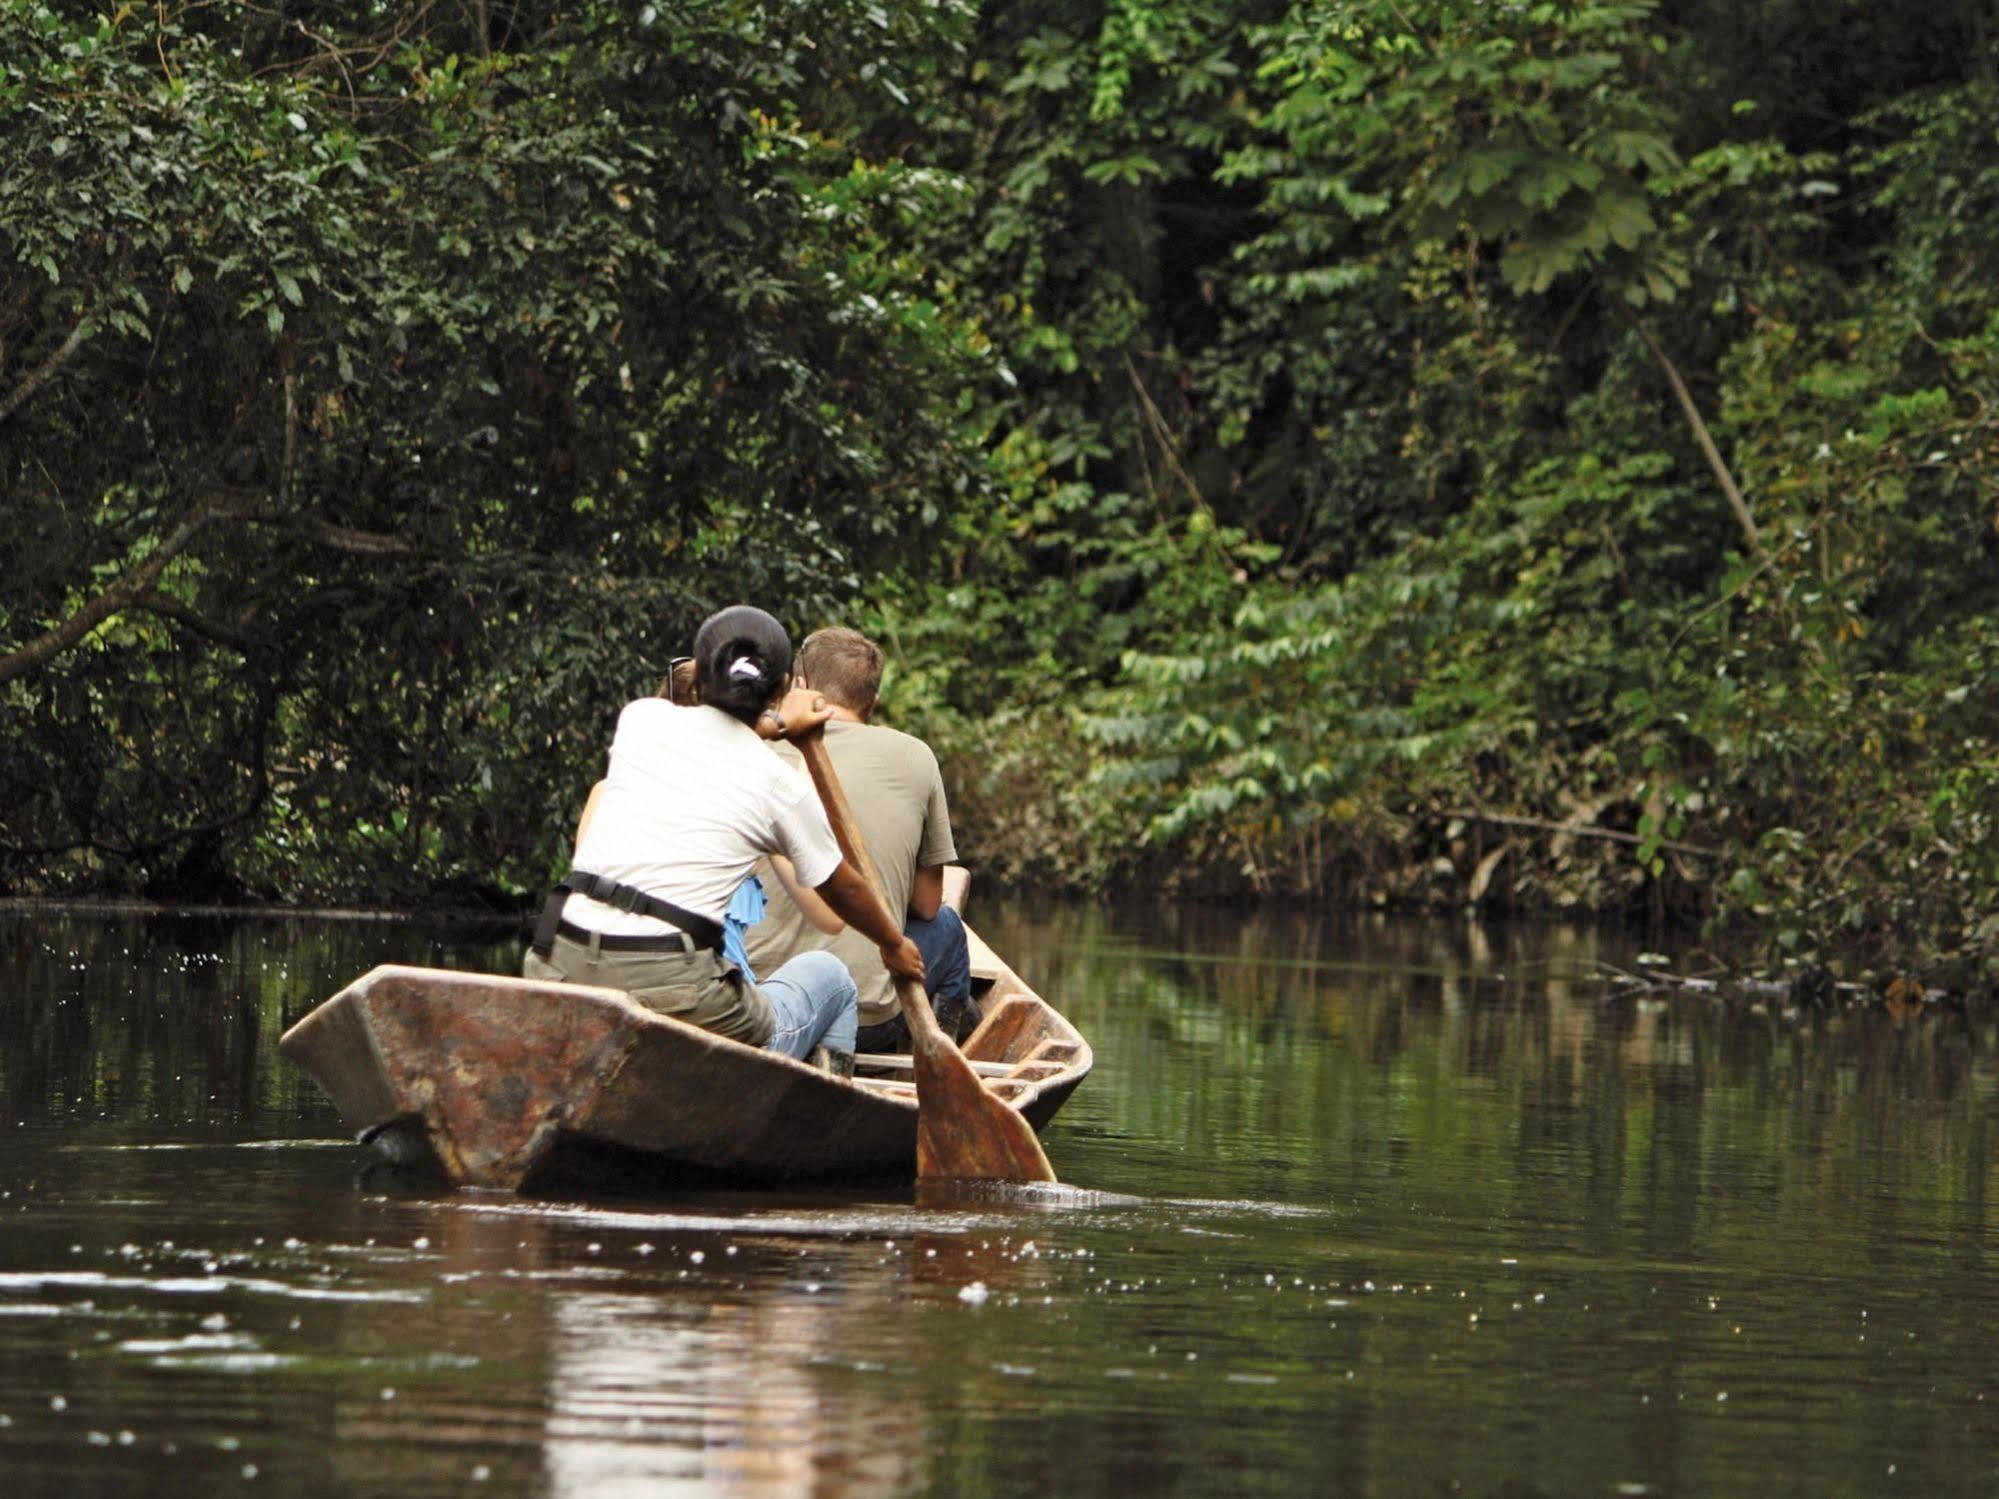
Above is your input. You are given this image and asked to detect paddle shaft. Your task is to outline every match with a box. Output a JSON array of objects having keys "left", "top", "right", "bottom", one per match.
[
  {"left": 794, "top": 732, "right": 946, "bottom": 1048},
  {"left": 796, "top": 730, "right": 1056, "bottom": 1184}
]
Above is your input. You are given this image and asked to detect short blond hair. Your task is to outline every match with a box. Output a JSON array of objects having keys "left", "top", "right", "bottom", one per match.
[{"left": 796, "top": 627, "right": 883, "bottom": 714}]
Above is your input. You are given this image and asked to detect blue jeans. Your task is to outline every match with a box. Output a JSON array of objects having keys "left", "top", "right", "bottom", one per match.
[
  {"left": 758, "top": 950, "right": 858, "bottom": 1059},
  {"left": 855, "top": 906, "right": 973, "bottom": 1051},
  {"left": 908, "top": 906, "right": 972, "bottom": 1007}
]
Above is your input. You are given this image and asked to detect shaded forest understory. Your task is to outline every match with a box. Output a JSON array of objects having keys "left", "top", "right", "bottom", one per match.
[{"left": 4, "top": 2, "right": 1998, "bottom": 989}]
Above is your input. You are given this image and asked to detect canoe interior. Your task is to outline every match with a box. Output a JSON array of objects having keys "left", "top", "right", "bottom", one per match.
[{"left": 279, "top": 926, "right": 1090, "bottom": 1191}]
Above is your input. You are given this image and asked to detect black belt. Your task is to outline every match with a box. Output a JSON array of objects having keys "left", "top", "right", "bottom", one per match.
[
  {"left": 530, "top": 869, "right": 725, "bottom": 959},
  {"left": 551, "top": 919, "right": 705, "bottom": 955}
]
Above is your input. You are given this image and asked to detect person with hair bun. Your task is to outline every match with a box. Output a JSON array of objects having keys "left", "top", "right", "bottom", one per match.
[{"left": 525, "top": 606, "right": 924, "bottom": 1074}]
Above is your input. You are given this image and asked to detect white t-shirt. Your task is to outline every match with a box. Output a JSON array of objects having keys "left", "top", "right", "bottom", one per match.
[{"left": 564, "top": 699, "right": 844, "bottom": 936}]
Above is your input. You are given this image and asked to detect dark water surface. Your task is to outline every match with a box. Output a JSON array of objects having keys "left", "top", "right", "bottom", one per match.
[{"left": 3, "top": 907, "right": 1998, "bottom": 1497}]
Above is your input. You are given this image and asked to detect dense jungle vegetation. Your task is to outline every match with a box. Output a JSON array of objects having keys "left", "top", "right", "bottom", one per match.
[{"left": 4, "top": 1, "right": 1997, "bottom": 987}]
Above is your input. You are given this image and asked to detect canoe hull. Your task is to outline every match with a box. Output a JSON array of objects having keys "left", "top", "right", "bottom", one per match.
[{"left": 280, "top": 946, "right": 1089, "bottom": 1190}]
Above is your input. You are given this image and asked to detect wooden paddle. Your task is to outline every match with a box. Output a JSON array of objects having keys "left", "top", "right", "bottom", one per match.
[{"left": 797, "top": 731, "right": 1057, "bottom": 1184}]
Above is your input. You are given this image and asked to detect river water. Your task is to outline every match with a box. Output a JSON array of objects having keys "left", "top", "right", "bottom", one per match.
[{"left": 2, "top": 906, "right": 1997, "bottom": 1496}]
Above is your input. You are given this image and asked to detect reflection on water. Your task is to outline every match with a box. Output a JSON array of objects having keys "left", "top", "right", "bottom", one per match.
[{"left": 4, "top": 905, "right": 1999, "bottom": 1496}]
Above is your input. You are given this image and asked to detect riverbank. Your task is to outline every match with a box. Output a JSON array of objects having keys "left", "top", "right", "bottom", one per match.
[
  {"left": 9, "top": 3, "right": 1998, "bottom": 1019},
  {"left": 913, "top": 682, "right": 1999, "bottom": 1006},
  {"left": 6, "top": 886, "right": 1982, "bottom": 1022}
]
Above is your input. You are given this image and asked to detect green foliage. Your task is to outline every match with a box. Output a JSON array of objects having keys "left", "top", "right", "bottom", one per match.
[
  {"left": 1, "top": 0, "right": 990, "bottom": 902},
  {"left": 1243, "top": 0, "right": 1688, "bottom": 301},
  {"left": 883, "top": 0, "right": 1999, "bottom": 987},
  {"left": 7, "top": 0, "right": 1999, "bottom": 990}
]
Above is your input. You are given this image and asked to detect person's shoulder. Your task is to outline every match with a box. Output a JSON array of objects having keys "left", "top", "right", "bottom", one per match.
[
  {"left": 843, "top": 719, "right": 939, "bottom": 764},
  {"left": 614, "top": 696, "right": 672, "bottom": 736},
  {"left": 886, "top": 723, "right": 943, "bottom": 782},
  {"left": 744, "top": 736, "right": 816, "bottom": 801}
]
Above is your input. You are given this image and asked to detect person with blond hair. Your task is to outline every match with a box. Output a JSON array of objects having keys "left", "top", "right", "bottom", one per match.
[{"left": 745, "top": 626, "right": 974, "bottom": 1052}]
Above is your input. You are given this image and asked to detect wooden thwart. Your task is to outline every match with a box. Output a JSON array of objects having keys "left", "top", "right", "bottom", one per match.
[{"left": 858, "top": 1052, "right": 1013, "bottom": 1078}]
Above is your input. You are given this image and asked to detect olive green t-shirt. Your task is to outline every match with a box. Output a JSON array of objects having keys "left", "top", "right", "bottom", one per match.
[{"left": 744, "top": 719, "right": 956, "bottom": 1026}]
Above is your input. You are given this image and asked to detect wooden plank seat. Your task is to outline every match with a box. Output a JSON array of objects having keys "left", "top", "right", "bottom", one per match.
[
  {"left": 855, "top": 1052, "right": 1013, "bottom": 1078},
  {"left": 855, "top": 1032, "right": 1084, "bottom": 1105}
]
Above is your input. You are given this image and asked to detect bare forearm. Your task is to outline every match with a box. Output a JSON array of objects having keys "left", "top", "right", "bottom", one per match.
[
  {"left": 816, "top": 861, "right": 902, "bottom": 949},
  {"left": 773, "top": 854, "right": 843, "bottom": 934},
  {"left": 573, "top": 781, "right": 606, "bottom": 852}
]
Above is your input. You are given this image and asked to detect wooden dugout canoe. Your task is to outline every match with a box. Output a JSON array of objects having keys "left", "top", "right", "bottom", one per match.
[{"left": 278, "top": 924, "right": 1090, "bottom": 1191}]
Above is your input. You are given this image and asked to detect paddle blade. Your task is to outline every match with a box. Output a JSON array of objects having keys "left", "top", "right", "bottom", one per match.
[{"left": 911, "top": 1023, "right": 1056, "bottom": 1184}]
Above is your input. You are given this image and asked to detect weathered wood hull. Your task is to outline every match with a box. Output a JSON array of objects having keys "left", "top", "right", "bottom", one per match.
[{"left": 278, "top": 934, "right": 1089, "bottom": 1190}]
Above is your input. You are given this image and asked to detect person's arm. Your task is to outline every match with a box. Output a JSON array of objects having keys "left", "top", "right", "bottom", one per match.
[
  {"left": 769, "top": 854, "right": 844, "bottom": 935},
  {"left": 815, "top": 862, "right": 925, "bottom": 983},
  {"left": 754, "top": 683, "right": 834, "bottom": 741},
  {"left": 909, "top": 863, "right": 944, "bottom": 921},
  {"left": 573, "top": 780, "right": 607, "bottom": 851},
  {"left": 908, "top": 749, "right": 957, "bottom": 921}
]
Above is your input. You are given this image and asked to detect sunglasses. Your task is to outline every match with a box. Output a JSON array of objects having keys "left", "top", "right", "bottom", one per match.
[{"left": 657, "top": 656, "right": 699, "bottom": 703}]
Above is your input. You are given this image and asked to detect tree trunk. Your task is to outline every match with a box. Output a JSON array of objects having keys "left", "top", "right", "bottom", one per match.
[{"left": 1608, "top": 294, "right": 1767, "bottom": 565}]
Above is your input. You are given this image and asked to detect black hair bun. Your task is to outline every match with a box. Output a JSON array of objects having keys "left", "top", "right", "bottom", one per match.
[{"left": 691, "top": 606, "right": 793, "bottom": 726}]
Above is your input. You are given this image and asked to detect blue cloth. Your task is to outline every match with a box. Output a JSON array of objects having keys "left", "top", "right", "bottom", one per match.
[
  {"left": 758, "top": 950, "right": 859, "bottom": 1059},
  {"left": 722, "top": 874, "right": 766, "bottom": 984}
]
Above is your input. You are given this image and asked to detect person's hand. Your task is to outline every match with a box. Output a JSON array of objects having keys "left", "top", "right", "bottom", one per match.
[
  {"left": 881, "top": 935, "right": 926, "bottom": 985},
  {"left": 757, "top": 685, "right": 832, "bottom": 740}
]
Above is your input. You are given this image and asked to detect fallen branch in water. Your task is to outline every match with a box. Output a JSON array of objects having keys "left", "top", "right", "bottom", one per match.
[
  {"left": 1596, "top": 961, "right": 1791, "bottom": 1001},
  {"left": 1593, "top": 961, "right": 1947, "bottom": 1013}
]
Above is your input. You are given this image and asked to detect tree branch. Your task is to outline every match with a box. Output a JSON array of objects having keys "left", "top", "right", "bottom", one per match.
[
  {"left": 1442, "top": 807, "right": 1721, "bottom": 859},
  {"left": 1125, "top": 354, "right": 1203, "bottom": 508},
  {"left": 0, "top": 783, "right": 269, "bottom": 867},
  {"left": 0, "top": 493, "right": 248, "bottom": 686},
  {"left": 281, "top": 514, "right": 421, "bottom": 554},
  {"left": 131, "top": 591, "right": 258, "bottom": 654},
  {"left": 280, "top": 337, "right": 299, "bottom": 505},
  {"left": 0, "top": 317, "right": 91, "bottom": 427},
  {"left": 0, "top": 489, "right": 429, "bottom": 687}
]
